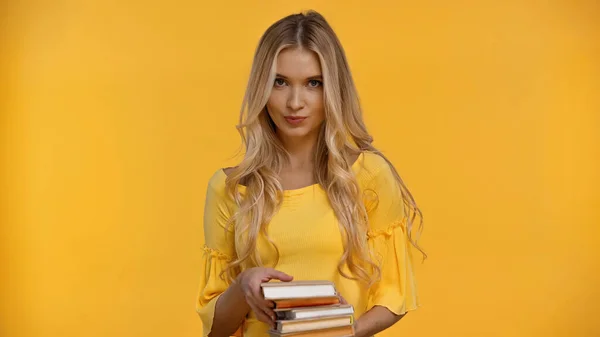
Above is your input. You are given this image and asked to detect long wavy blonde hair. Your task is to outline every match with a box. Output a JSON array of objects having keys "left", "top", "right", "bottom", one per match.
[{"left": 223, "top": 10, "right": 425, "bottom": 287}]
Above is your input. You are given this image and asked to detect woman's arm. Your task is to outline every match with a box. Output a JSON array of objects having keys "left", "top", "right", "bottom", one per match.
[
  {"left": 208, "top": 281, "right": 250, "bottom": 337},
  {"left": 208, "top": 267, "right": 294, "bottom": 337},
  {"left": 354, "top": 306, "right": 406, "bottom": 337},
  {"left": 356, "top": 156, "right": 420, "bottom": 336}
]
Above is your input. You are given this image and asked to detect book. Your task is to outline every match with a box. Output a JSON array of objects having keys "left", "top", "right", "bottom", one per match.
[
  {"left": 268, "top": 325, "right": 354, "bottom": 337},
  {"left": 273, "top": 296, "right": 340, "bottom": 309},
  {"left": 274, "top": 315, "right": 353, "bottom": 334},
  {"left": 275, "top": 304, "right": 354, "bottom": 320},
  {"left": 261, "top": 280, "right": 337, "bottom": 300},
  {"left": 261, "top": 280, "right": 354, "bottom": 336}
]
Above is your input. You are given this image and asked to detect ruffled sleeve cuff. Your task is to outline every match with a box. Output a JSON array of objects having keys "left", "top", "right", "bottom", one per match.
[
  {"left": 196, "top": 246, "right": 233, "bottom": 336},
  {"left": 366, "top": 220, "right": 420, "bottom": 316}
]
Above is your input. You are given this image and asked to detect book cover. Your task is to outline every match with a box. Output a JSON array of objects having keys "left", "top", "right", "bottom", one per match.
[
  {"left": 275, "top": 315, "right": 353, "bottom": 333},
  {"left": 261, "top": 280, "right": 337, "bottom": 300},
  {"left": 275, "top": 304, "right": 354, "bottom": 320}
]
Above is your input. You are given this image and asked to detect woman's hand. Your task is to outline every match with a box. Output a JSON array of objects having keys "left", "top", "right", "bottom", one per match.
[
  {"left": 337, "top": 294, "right": 372, "bottom": 337},
  {"left": 235, "top": 267, "right": 293, "bottom": 328}
]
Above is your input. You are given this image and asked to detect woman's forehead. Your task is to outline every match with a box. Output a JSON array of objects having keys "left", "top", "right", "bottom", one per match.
[{"left": 275, "top": 47, "right": 322, "bottom": 79}]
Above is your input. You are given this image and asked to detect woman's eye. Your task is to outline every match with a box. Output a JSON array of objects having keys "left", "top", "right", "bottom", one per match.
[
  {"left": 308, "top": 80, "right": 322, "bottom": 87},
  {"left": 274, "top": 78, "right": 286, "bottom": 86}
]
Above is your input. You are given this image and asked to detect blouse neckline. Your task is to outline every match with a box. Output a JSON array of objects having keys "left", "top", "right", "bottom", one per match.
[{"left": 219, "top": 152, "right": 365, "bottom": 197}]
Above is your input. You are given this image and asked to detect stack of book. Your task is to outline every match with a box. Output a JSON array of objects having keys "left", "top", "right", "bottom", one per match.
[{"left": 261, "top": 280, "right": 355, "bottom": 337}]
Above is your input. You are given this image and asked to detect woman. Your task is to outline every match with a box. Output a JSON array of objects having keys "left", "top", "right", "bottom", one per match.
[{"left": 196, "top": 10, "right": 425, "bottom": 337}]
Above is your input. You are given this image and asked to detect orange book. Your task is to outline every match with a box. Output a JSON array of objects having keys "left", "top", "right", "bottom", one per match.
[
  {"left": 273, "top": 296, "right": 340, "bottom": 309},
  {"left": 268, "top": 325, "right": 354, "bottom": 337}
]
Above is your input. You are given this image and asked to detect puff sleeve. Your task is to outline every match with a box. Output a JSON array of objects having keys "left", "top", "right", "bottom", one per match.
[
  {"left": 195, "top": 171, "right": 237, "bottom": 336},
  {"left": 364, "top": 159, "right": 420, "bottom": 315}
]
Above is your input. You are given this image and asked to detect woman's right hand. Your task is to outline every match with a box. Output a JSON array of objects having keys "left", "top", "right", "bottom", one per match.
[{"left": 235, "top": 267, "right": 294, "bottom": 328}]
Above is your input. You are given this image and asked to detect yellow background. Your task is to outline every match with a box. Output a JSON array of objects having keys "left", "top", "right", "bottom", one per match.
[{"left": 1, "top": 1, "right": 599, "bottom": 336}]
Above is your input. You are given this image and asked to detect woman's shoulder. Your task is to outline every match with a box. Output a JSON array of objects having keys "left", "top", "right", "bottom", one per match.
[
  {"left": 358, "top": 151, "right": 389, "bottom": 168},
  {"left": 205, "top": 166, "right": 245, "bottom": 200},
  {"left": 205, "top": 167, "right": 229, "bottom": 197},
  {"left": 204, "top": 168, "right": 240, "bottom": 218},
  {"left": 355, "top": 151, "right": 394, "bottom": 183}
]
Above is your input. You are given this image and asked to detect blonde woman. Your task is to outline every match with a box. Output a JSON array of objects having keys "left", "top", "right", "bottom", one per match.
[{"left": 196, "top": 10, "right": 425, "bottom": 337}]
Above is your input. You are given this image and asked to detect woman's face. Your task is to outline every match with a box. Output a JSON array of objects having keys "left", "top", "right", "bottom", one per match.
[{"left": 266, "top": 47, "right": 325, "bottom": 142}]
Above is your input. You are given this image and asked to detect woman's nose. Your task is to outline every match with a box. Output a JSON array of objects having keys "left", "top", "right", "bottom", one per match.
[{"left": 286, "top": 87, "right": 305, "bottom": 110}]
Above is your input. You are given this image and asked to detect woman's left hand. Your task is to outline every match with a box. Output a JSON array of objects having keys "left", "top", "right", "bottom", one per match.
[{"left": 337, "top": 294, "right": 371, "bottom": 337}]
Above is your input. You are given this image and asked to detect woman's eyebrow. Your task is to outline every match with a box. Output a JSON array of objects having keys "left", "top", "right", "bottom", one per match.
[{"left": 276, "top": 73, "right": 323, "bottom": 80}]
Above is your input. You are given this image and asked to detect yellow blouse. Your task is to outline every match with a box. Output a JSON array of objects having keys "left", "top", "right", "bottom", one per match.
[{"left": 196, "top": 152, "right": 419, "bottom": 336}]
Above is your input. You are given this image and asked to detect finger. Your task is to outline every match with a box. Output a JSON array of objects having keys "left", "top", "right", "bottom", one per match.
[
  {"left": 251, "top": 282, "right": 265, "bottom": 304},
  {"left": 266, "top": 269, "right": 294, "bottom": 282},
  {"left": 247, "top": 297, "right": 274, "bottom": 327},
  {"left": 252, "top": 304, "right": 272, "bottom": 325},
  {"left": 258, "top": 298, "right": 275, "bottom": 310},
  {"left": 250, "top": 286, "right": 277, "bottom": 322},
  {"left": 338, "top": 294, "right": 348, "bottom": 304},
  {"left": 263, "top": 306, "right": 276, "bottom": 322},
  {"left": 253, "top": 306, "right": 274, "bottom": 327}
]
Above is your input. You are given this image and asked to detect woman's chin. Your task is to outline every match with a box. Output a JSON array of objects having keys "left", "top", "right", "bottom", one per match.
[{"left": 278, "top": 128, "right": 315, "bottom": 140}]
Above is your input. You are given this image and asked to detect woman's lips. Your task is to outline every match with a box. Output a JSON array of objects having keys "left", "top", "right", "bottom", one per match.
[{"left": 284, "top": 116, "right": 307, "bottom": 125}]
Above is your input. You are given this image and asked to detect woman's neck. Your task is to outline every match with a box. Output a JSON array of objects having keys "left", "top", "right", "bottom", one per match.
[{"left": 279, "top": 133, "right": 319, "bottom": 170}]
